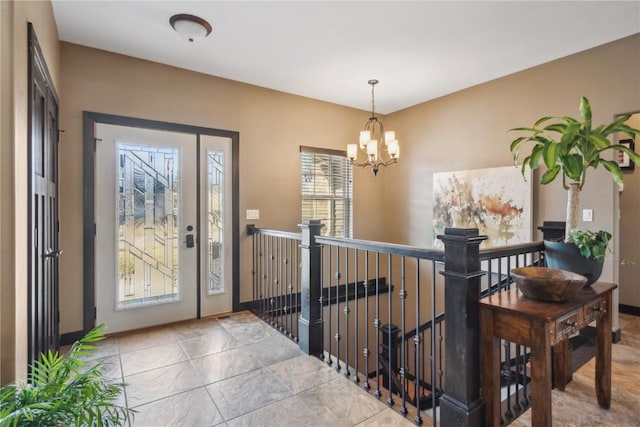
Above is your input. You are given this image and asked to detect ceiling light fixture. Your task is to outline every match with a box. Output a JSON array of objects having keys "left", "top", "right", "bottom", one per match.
[
  {"left": 169, "top": 14, "right": 212, "bottom": 43},
  {"left": 347, "top": 80, "right": 399, "bottom": 176}
]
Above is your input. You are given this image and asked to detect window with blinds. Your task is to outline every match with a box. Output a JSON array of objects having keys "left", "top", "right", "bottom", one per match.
[{"left": 300, "top": 146, "right": 353, "bottom": 238}]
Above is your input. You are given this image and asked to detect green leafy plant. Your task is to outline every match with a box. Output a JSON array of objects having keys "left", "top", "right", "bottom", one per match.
[
  {"left": 0, "top": 324, "right": 133, "bottom": 426},
  {"left": 567, "top": 229, "right": 611, "bottom": 261},
  {"left": 510, "top": 97, "right": 640, "bottom": 240}
]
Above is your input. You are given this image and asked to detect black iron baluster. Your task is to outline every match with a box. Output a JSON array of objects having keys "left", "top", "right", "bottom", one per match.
[
  {"left": 277, "top": 238, "right": 287, "bottom": 334},
  {"left": 271, "top": 236, "right": 277, "bottom": 326},
  {"left": 387, "top": 253, "right": 394, "bottom": 406},
  {"left": 260, "top": 235, "right": 266, "bottom": 319},
  {"left": 269, "top": 237, "right": 279, "bottom": 329},
  {"left": 438, "top": 318, "right": 444, "bottom": 408},
  {"left": 252, "top": 233, "right": 257, "bottom": 306},
  {"left": 522, "top": 345, "right": 530, "bottom": 407},
  {"left": 414, "top": 258, "right": 422, "bottom": 425},
  {"left": 290, "top": 237, "right": 296, "bottom": 338},
  {"left": 354, "top": 249, "right": 360, "bottom": 383},
  {"left": 506, "top": 255, "right": 511, "bottom": 291},
  {"left": 263, "top": 235, "right": 268, "bottom": 322},
  {"left": 514, "top": 344, "right": 522, "bottom": 414},
  {"left": 344, "top": 247, "right": 351, "bottom": 377},
  {"left": 295, "top": 238, "right": 300, "bottom": 341},
  {"left": 285, "top": 238, "right": 292, "bottom": 337},
  {"left": 279, "top": 236, "right": 283, "bottom": 331},
  {"left": 326, "top": 245, "right": 333, "bottom": 366},
  {"left": 504, "top": 341, "right": 513, "bottom": 420},
  {"left": 421, "top": 330, "right": 426, "bottom": 408},
  {"left": 399, "top": 256, "right": 407, "bottom": 415},
  {"left": 273, "top": 237, "right": 278, "bottom": 329},
  {"left": 431, "top": 260, "right": 437, "bottom": 419},
  {"left": 253, "top": 234, "right": 257, "bottom": 315},
  {"left": 498, "top": 254, "right": 503, "bottom": 292},
  {"left": 335, "top": 245, "right": 342, "bottom": 372},
  {"left": 363, "top": 250, "right": 370, "bottom": 390},
  {"left": 374, "top": 252, "right": 381, "bottom": 398},
  {"left": 276, "top": 236, "right": 282, "bottom": 331},
  {"left": 487, "top": 257, "right": 493, "bottom": 295},
  {"left": 319, "top": 245, "right": 325, "bottom": 360},
  {"left": 263, "top": 235, "right": 268, "bottom": 321},
  {"left": 265, "top": 235, "right": 271, "bottom": 325}
]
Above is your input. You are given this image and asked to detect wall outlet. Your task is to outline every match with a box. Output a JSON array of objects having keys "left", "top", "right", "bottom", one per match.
[
  {"left": 246, "top": 209, "right": 260, "bottom": 220},
  {"left": 582, "top": 209, "right": 593, "bottom": 222}
]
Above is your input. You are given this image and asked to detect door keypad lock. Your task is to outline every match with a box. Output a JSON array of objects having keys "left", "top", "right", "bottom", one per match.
[{"left": 185, "top": 225, "right": 195, "bottom": 248}]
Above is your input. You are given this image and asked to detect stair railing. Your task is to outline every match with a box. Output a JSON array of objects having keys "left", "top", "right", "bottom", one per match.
[
  {"left": 314, "top": 231, "right": 446, "bottom": 425},
  {"left": 247, "top": 224, "right": 302, "bottom": 340},
  {"left": 248, "top": 222, "right": 546, "bottom": 426}
]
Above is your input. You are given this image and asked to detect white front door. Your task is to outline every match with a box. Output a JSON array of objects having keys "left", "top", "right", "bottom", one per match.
[{"left": 95, "top": 124, "right": 232, "bottom": 333}]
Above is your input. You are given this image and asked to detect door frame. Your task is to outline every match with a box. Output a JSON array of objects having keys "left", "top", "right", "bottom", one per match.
[
  {"left": 82, "top": 112, "right": 239, "bottom": 336},
  {"left": 614, "top": 110, "right": 640, "bottom": 323}
]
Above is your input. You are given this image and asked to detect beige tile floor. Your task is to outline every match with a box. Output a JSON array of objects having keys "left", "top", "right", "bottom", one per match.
[
  {"left": 84, "top": 311, "right": 640, "bottom": 427},
  {"left": 86, "top": 311, "right": 414, "bottom": 427}
]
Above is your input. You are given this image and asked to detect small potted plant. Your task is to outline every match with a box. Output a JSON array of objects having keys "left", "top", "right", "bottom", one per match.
[{"left": 510, "top": 97, "right": 640, "bottom": 284}]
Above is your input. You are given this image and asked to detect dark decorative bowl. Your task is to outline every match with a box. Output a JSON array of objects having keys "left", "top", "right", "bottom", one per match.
[{"left": 510, "top": 267, "right": 587, "bottom": 302}]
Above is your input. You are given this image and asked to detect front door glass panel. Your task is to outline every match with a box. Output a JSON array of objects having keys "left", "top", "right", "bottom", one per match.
[
  {"left": 117, "top": 143, "right": 180, "bottom": 309},
  {"left": 207, "top": 149, "right": 224, "bottom": 295}
]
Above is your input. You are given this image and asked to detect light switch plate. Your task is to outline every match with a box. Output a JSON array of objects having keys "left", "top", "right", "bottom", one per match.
[
  {"left": 582, "top": 209, "right": 593, "bottom": 222},
  {"left": 246, "top": 209, "right": 260, "bottom": 220}
]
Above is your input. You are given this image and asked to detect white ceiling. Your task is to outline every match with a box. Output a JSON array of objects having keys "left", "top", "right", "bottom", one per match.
[{"left": 51, "top": 1, "right": 640, "bottom": 114}]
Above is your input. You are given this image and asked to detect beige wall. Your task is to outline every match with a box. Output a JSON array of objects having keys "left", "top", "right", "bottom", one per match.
[
  {"left": 0, "top": 0, "right": 60, "bottom": 383},
  {"left": 59, "top": 35, "right": 640, "bottom": 336},
  {"left": 619, "top": 113, "right": 640, "bottom": 308},
  {"left": 384, "top": 34, "right": 640, "bottom": 287},
  {"left": 58, "top": 43, "right": 386, "bottom": 334}
]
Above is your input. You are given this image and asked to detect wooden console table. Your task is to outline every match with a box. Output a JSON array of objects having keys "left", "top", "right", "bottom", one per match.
[{"left": 480, "top": 282, "right": 616, "bottom": 427}]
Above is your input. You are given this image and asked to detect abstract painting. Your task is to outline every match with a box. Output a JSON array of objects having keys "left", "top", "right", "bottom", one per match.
[{"left": 433, "top": 166, "right": 532, "bottom": 248}]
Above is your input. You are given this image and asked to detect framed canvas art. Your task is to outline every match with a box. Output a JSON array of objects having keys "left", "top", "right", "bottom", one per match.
[{"left": 433, "top": 166, "right": 532, "bottom": 248}]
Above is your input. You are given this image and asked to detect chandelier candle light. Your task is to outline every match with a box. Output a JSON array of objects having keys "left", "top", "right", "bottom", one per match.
[{"left": 347, "top": 79, "right": 399, "bottom": 175}]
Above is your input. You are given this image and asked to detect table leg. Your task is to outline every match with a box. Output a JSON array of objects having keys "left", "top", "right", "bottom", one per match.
[
  {"left": 552, "top": 339, "right": 571, "bottom": 391},
  {"left": 595, "top": 291, "right": 612, "bottom": 409},
  {"left": 481, "top": 307, "right": 501, "bottom": 426},
  {"left": 530, "top": 320, "right": 552, "bottom": 427}
]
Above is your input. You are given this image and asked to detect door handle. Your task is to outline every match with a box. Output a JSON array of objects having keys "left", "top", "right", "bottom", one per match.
[{"left": 44, "top": 249, "right": 63, "bottom": 258}]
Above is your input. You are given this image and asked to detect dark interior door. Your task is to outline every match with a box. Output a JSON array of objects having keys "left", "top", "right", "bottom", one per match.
[{"left": 28, "top": 24, "right": 60, "bottom": 365}]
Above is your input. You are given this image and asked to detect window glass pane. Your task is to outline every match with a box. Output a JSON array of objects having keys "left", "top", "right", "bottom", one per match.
[
  {"left": 301, "top": 149, "right": 353, "bottom": 237},
  {"left": 207, "top": 150, "right": 225, "bottom": 294},
  {"left": 117, "top": 143, "right": 179, "bottom": 309}
]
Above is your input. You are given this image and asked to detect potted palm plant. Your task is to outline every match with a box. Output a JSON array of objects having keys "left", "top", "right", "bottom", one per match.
[
  {"left": 510, "top": 97, "right": 640, "bottom": 284},
  {"left": 0, "top": 324, "right": 132, "bottom": 426}
]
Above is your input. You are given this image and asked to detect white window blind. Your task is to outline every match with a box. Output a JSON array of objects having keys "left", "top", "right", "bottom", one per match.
[{"left": 300, "top": 146, "right": 353, "bottom": 238}]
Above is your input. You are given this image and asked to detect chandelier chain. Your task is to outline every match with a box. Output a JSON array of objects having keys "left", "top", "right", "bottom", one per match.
[{"left": 370, "top": 83, "right": 376, "bottom": 118}]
